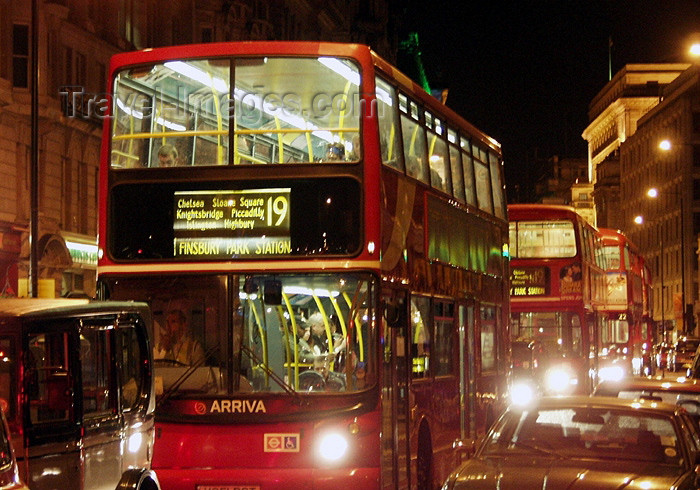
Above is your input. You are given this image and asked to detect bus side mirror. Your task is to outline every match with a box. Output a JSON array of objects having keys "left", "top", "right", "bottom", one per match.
[
  {"left": 383, "top": 299, "right": 405, "bottom": 328},
  {"left": 264, "top": 280, "right": 282, "bottom": 305}
]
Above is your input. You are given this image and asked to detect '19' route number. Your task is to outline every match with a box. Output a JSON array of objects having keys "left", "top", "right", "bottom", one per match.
[{"left": 268, "top": 196, "right": 288, "bottom": 227}]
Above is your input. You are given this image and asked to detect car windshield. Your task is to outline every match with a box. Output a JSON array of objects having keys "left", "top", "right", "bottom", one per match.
[{"left": 483, "top": 406, "right": 681, "bottom": 464}]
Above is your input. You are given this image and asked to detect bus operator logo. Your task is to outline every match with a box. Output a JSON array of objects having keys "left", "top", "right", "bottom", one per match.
[{"left": 206, "top": 399, "right": 267, "bottom": 414}]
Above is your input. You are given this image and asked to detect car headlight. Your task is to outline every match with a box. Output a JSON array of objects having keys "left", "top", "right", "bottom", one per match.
[
  {"left": 510, "top": 380, "right": 536, "bottom": 406},
  {"left": 599, "top": 365, "right": 625, "bottom": 382},
  {"left": 317, "top": 432, "right": 349, "bottom": 462},
  {"left": 545, "top": 367, "right": 576, "bottom": 393}
]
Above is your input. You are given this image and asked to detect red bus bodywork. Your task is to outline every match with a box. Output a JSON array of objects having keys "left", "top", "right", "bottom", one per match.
[
  {"left": 597, "top": 228, "right": 653, "bottom": 376},
  {"left": 98, "top": 42, "right": 510, "bottom": 489}
]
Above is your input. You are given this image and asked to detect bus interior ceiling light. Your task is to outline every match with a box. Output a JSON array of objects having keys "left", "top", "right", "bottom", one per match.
[
  {"left": 164, "top": 61, "right": 228, "bottom": 93},
  {"left": 164, "top": 60, "right": 334, "bottom": 142},
  {"left": 318, "top": 57, "right": 359, "bottom": 86},
  {"left": 116, "top": 98, "right": 186, "bottom": 131}
]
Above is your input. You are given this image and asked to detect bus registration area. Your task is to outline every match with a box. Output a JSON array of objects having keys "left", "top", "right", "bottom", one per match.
[{"left": 173, "top": 188, "right": 291, "bottom": 258}]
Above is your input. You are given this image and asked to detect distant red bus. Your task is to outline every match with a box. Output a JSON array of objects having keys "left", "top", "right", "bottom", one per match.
[
  {"left": 597, "top": 228, "right": 653, "bottom": 377},
  {"left": 97, "top": 42, "right": 510, "bottom": 489},
  {"left": 508, "top": 204, "right": 605, "bottom": 395}
]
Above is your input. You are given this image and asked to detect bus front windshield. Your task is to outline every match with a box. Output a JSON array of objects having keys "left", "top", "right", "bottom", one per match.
[
  {"left": 111, "top": 56, "right": 362, "bottom": 168},
  {"left": 511, "top": 311, "right": 583, "bottom": 358},
  {"left": 105, "top": 273, "right": 376, "bottom": 398}
]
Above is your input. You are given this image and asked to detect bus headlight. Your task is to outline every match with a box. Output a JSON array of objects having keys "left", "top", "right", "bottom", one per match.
[
  {"left": 510, "top": 380, "right": 536, "bottom": 406},
  {"left": 599, "top": 365, "right": 625, "bottom": 382},
  {"left": 545, "top": 367, "right": 575, "bottom": 393},
  {"left": 317, "top": 432, "right": 349, "bottom": 462}
]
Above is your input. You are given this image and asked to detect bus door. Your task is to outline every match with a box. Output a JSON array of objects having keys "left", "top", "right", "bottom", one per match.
[
  {"left": 381, "top": 289, "right": 410, "bottom": 489},
  {"left": 459, "top": 302, "right": 477, "bottom": 445},
  {"left": 23, "top": 324, "right": 80, "bottom": 490}
]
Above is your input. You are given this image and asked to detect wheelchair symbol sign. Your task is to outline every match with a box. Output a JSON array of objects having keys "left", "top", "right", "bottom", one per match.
[{"left": 264, "top": 433, "right": 300, "bottom": 452}]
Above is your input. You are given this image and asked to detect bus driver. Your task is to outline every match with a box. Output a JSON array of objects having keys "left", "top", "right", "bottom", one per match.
[{"left": 154, "top": 309, "right": 204, "bottom": 365}]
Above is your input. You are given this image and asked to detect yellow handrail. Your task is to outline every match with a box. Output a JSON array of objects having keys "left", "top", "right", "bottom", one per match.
[
  {"left": 312, "top": 295, "right": 335, "bottom": 369},
  {"left": 112, "top": 127, "right": 360, "bottom": 140},
  {"left": 388, "top": 124, "right": 395, "bottom": 161},
  {"left": 209, "top": 77, "right": 224, "bottom": 165},
  {"left": 329, "top": 295, "right": 348, "bottom": 339},
  {"left": 336, "top": 80, "right": 352, "bottom": 141},
  {"left": 275, "top": 117, "right": 283, "bottom": 163},
  {"left": 342, "top": 292, "right": 364, "bottom": 362},
  {"left": 277, "top": 305, "right": 293, "bottom": 385},
  {"left": 282, "top": 292, "right": 300, "bottom": 389},
  {"left": 247, "top": 298, "right": 268, "bottom": 388}
]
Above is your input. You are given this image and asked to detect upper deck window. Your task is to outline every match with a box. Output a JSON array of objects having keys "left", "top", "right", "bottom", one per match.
[
  {"left": 375, "top": 76, "right": 403, "bottom": 171},
  {"left": 510, "top": 220, "right": 577, "bottom": 258},
  {"left": 472, "top": 143, "right": 493, "bottom": 214},
  {"left": 111, "top": 56, "right": 362, "bottom": 168},
  {"left": 602, "top": 245, "right": 621, "bottom": 270}
]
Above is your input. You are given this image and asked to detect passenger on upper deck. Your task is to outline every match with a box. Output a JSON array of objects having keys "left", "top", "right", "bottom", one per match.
[
  {"left": 156, "top": 143, "right": 179, "bottom": 167},
  {"left": 323, "top": 142, "right": 345, "bottom": 162}
]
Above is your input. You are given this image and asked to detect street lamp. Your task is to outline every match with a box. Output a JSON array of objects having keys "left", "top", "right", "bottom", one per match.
[{"left": 688, "top": 33, "right": 700, "bottom": 61}]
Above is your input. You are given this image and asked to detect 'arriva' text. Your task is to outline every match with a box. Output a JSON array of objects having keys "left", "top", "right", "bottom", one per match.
[{"left": 210, "top": 399, "right": 267, "bottom": 413}]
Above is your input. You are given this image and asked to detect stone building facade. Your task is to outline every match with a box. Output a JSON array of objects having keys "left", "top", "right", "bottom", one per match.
[
  {"left": 619, "top": 65, "right": 700, "bottom": 338},
  {"left": 581, "top": 63, "right": 689, "bottom": 228},
  {"left": 0, "top": 0, "right": 394, "bottom": 298}
]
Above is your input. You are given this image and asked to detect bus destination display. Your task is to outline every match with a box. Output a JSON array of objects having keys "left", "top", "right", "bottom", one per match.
[
  {"left": 510, "top": 266, "right": 549, "bottom": 296},
  {"left": 173, "top": 188, "right": 291, "bottom": 258}
]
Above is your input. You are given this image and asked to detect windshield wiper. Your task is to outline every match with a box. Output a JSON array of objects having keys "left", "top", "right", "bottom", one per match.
[
  {"left": 513, "top": 440, "right": 568, "bottom": 459},
  {"left": 157, "top": 344, "right": 220, "bottom": 408},
  {"left": 240, "top": 344, "right": 307, "bottom": 405}
]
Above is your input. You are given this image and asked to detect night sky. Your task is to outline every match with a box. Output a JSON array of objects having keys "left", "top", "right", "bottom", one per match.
[{"left": 397, "top": 0, "right": 700, "bottom": 201}]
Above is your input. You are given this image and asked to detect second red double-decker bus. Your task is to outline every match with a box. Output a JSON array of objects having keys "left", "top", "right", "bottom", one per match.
[
  {"left": 508, "top": 204, "right": 605, "bottom": 397},
  {"left": 96, "top": 42, "right": 510, "bottom": 489},
  {"left": 597, "top": 228, "right": 654, "bottom": 377}
]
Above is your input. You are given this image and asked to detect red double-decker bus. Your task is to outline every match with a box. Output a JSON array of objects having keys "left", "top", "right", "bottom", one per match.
[
  {"left": 508, "top": 204, "right": 605, "bottom": 396},
  {"left": 96, "top": 42, "right": 510, "bottom": 489},
  {"left": 597, "top": 228, "right": 654, "bottom": 377}
]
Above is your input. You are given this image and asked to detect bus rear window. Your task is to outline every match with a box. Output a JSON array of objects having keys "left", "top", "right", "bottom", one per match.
[{"left": 510, "top": 220, "right": 577, "bottom": 258}]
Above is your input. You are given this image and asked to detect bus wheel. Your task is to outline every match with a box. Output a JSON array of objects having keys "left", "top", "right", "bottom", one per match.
[{"left": 417, "top": 424, "right": 433, "bottom": 490}]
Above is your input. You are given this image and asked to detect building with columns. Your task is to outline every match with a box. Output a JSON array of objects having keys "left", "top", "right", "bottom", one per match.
[
  {"left": 582, "top": 63, "right": 689, "bottom": 228},
  {"left": 0, "top": 0, "right": 394, "bottom": 298}
]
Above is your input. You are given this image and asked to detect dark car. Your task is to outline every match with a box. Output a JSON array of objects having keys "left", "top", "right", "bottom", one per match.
[
  {"left": 594, "top": 377, "right": 700, "bottom": 422},
  {"left": 441, "top": 396, "right": 700, "bottom": 489},
  {"left": 673, "top": 337, "right": 700, "bottom": 372}
]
